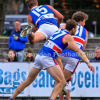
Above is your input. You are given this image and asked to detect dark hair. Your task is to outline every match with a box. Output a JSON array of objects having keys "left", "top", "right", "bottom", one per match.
[
  {"left": 26, "top": 0, "right": 38, "bottom": 8},
  {"left": 9, "top": 49, "right": 16, "bottom": 54},
  {"left": 72, "top": 11, "right": 88, "bottom": 22},
  {"left": 15, "top": 20, "right": 21, "bottom": 23},
  {"left": 27, "top": 47, "right": 33, "bottom": 53},
  {"left": 66, "top": 19, "right": 78, "bottom": 31},
  {"left": 8, "top": 49, "right": 18, "bottom": 62}
]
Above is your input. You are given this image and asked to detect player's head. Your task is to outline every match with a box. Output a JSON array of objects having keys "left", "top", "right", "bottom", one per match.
[
  {"left": 26, "top": 0, "right": 38, "bottom": 10},
  {"left": 72, "top": 11, "right": 88, "bottom": 26},
  {"left": 66, "top": 19, "right": 78, "bottom": 35}
]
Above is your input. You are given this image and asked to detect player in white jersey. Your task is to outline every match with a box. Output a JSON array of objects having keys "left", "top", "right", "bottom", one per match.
[
  {"left": 59, "top": 11, "right": 89, "bottom": 100},
  {"left": 20, "top": 0, "right": 64, "bottom": 44}
]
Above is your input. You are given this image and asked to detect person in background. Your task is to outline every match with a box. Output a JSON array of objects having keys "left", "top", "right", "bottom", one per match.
[
  {"left": 91, "top": 47, "right": 100, "bottom": 62},
  {"left": 24, "top": 47, "right": 35, "bottom": 62},
  {"left": 4, "top": 49, "right": 17, "bottom": 62},
  {"left": 8, "top": 20, "right": 28, "bottom": 62}
]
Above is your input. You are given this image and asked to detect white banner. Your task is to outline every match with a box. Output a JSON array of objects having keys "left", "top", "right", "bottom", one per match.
[
  {"left": 71, "top": 62, "right": 100, "bottom": 97},
  {"left": 0, "top": 63, "right": 29, "bottom": 97},
  {"left": 0, "top": 62, "right": 100, "bottom": 97}
]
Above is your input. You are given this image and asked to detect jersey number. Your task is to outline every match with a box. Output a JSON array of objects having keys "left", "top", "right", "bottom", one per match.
[
  {"left": 32, "top": 6, "right": 48, "bottom": 17},
  {"left": 75, "top": 26, "right": 83, "bottom": 37}
]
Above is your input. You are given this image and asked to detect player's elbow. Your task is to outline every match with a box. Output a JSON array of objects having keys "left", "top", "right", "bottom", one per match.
[{"left": 58, "top": 15, "right": 64, "bottom": 20}]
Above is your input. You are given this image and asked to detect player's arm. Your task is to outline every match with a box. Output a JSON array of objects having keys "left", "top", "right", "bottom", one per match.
[
  {"left": 27, "top": 15, "right": 38, "bottom": 32},
  {"left": 83, "top": 30, "right": 88, "bottom": 51},
  {"left": 47, "top": 5, "right": 64, "bottom": 27},
  {"left": 59, "top": 24, "right": 66, "bottom": 29},
  {"left": 56, "top": 55, "right": 63, "bottom": 71},
  {"left": 63, "top": 35, "right": 95, "bottom": 73},
  {"left": 26, "top": 15, "right": 36, "bottom": 44}
]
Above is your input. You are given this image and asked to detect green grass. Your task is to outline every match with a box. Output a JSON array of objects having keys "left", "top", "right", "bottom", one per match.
[{"left": 0, "top": 35, "right": 9, "bottom": 37}]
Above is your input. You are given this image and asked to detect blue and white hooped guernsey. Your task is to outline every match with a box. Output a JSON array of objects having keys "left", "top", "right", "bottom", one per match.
[
  {"left": 28, "top": 5, "right": 58, "bottom": 28},
  {"left": 38, "top": 29, "right": 70, "bottom": 59},
  {"left": 61, "top": 24, "right": 87, "bottom": 59}
]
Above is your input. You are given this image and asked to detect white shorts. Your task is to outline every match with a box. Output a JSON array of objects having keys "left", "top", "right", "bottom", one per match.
[
  {"left": 36, "top": 24, "right": 58, "bottom": 40},
  {"left": 65, "top": 81, "right": 71, "bottom": 90},
  {"left": 33, "top": 54, "right": 58, "bottom": 69},
  {"left": 61, "top": 56, "right": 80, "bottom": 73}
]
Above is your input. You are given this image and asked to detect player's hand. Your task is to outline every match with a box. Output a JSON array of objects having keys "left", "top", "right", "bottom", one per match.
[
  {"left": 87, "top": 63, "right": 95, "bottom": 73},
  {"left": 14, "top": 36, "right": 18, "bottom": 40}
]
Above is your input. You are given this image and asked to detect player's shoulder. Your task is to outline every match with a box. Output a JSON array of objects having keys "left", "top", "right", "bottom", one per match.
[
  {"left": 40, "top": 5, "right": 50, "bottom": 7},
  {"left": 78, "top": 24, "right": 87, "bottom": 30},
  {"left": 62, "top": 29, "right": 70, "bottom": 35}
]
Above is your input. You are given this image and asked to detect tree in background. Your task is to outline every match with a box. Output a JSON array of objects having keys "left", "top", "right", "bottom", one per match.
[
  {"left": 1, "top": 0, "right": 100, "bottom": 35},
  {"left": 0, "top": 0, "right": 25, "bottom": 35},
  {"left": 0, "top": 0, "right": 8, "bottom": 35},
  {"left": 54, "top": 0, "right": 100, "bottom": 35}
]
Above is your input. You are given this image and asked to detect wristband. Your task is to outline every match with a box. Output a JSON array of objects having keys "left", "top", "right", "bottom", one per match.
[{"left": 76, "top": 51, "right": 90, "bottom": 64}]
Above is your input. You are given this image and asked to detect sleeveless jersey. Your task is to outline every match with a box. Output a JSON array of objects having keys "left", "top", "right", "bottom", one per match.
[
  {"left": 61, "top": 24, "right": 87, "bottom": 59},
  {"left": 28, "top": 5, "right": 58, "bottom": 27},
  {"left": 38, "top": 29, "right": 70, "bottom": 59}
]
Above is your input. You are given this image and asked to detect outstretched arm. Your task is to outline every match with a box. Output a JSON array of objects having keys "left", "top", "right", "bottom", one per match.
[{"left": 63, "top": 35, "right": 95, "bottom": 73}]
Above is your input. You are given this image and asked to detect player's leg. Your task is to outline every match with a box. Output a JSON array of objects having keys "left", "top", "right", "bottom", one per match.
[
  {"left": 27, "top": 24, "right": 58, "bottom": 44},
  {"left": 60, "top": 56, "right": 80, "bottom": 96},
  {"left": 9, "top": 67, "right": 41, "bottom": 100},
  {"left": 65, "top": 90, "right": 71, "bottom": 100},
  {"left": 28, "top": 31, "right": 46, "bottom": 44},
  {"left": 59, "top": 93, "right": 64, "bottom": 100},
  {"left": 59, "top": 81, "right": 68, "bottom": 100},
  {"left": 47, "top": 65, "right": 66, "bottom": 100},
  {"left": 61, "top": 56, "right": 80, "bottom": 80},
  {"left": 65, "top": 81, "right": 71, "bottom": 100},
  {"left": 63, "top": 69, "right": 73, "bottom": 81}
]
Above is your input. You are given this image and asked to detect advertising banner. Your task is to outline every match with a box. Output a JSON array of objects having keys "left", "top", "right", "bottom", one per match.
[
  {"left": 0, "top": 62, "right": 100, "bottom": 97},
  {"left": 71, "top": 63, "right": 100, "bottom": 97},
  {"left": 0, "top": 63, "right": 29, "bottom": 97},
  {"left": 29, "top": 63, "right": 54, "bottom": 97}
]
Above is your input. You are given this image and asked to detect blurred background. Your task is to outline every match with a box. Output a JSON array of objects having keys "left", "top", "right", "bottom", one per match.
[{"left": 0, "top": 0, "right": 100, "bottom": 37}]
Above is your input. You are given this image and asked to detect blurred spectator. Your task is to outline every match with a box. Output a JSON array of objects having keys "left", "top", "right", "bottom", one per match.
[
  {"left": 23, "top": 47, "right": 35, "bottom": 62},
  {"left": 4, "top": 49, "right": 17, "bottom": 62},
  {"left": 8, "top": 20, "right": 28, "bottom": 62},
  {"left": 91, "top": 47, "right": 100, "bottom": 62}
]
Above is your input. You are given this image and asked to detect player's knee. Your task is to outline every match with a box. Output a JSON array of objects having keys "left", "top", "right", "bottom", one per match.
[
  {"left": 60, "top": 79, "right": 66, "bottom": 87},
  {"left": 63, "top": 80, "right": 66, "bottom": 87}
]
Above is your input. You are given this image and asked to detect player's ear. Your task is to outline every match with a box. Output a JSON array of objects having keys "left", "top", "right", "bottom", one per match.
[
  {"left": 36, "top": 3, "right": 38, "bottom": 6},
  {"left": 28, "top": 7, "right": 31, "bottom": 10}
]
